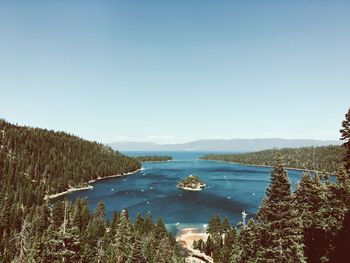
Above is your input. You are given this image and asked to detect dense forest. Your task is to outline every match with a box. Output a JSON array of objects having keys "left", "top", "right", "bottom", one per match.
[
  {"left": 134, "top": 155, "right": 172, "bottom": 162},
  {"left": 201, "top": 145, "right": 344, "bottom": 174},
  {"left": 1, "top": 197, "right": 182, "bottom": 262},
  {"left": 0, "top": 120, "right": 181, "bottom": 262},
  {"left": 193, "top": 108, "right": 350, "bottom": 263}
]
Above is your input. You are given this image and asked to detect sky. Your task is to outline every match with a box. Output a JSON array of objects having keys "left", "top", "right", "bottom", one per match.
[{"left": 0, "top": 0, "right": 349, "bottom": 144}]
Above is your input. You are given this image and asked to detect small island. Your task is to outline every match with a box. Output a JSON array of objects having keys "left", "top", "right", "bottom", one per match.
[{"left": 177, "top": 174, "right": 206, "bottom": 191}]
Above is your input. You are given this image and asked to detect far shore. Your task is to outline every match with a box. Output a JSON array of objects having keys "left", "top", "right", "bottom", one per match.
[
  {"left": 141, "top": 160, "right": 171, "bottom": 163},
  {"left": 44, "top": 168, "right": 141, "bottom": 200},
  {"left": 203, "top": 159, "right": 336, "bottom": 176}
]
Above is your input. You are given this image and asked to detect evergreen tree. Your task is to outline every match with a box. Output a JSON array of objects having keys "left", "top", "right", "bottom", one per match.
[
  {"left": 204, "top": 235, "right": 213, "bottom": 257},
  {"left": 207, "top": 214, "right": 222, "bottom": 235},
  {"left": 52, "top": 201, "right": 64, "bottom": 229},
  {"left": 142, "top": 212, "right": 154, "bottom": 236},
  {"left": 256, "top": 156, "right": 305, "bottom": 263},
  {"left": 114, "top": 210, "right": 134, "bottom": 263},
  {"left": 153, "top": 237, "right": 173, "bottom": 263},
  {"left": 293, "top": 173, "right": 324, "bottom": 262},
  {"left": 41, "top": 224, "right": 80, "bottom": 263},
  {"left": 230, "top": 218, "right": 258, "bottom": 263},
  {"left": 329, "top": 208, "right": 350, "bottom": 263},
  {"left": 221, "top": 216, "right": 231, "bottom": 235},
  {"left": 127, "top": 234, "right": 147, "bottom": 263},
  {"left": 134, "top": 213, "right": 145, "bottom": 234},
  {"left": 340, "top": 107, "right": 350, "bottom": 174},
  {"left": 154, "top": 217, "right": 167, "bottom": 240}
]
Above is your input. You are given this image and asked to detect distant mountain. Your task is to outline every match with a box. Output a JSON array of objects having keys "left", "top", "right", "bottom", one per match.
[{"left": 108, "top": 138, "right": 341, "bottom": 152}]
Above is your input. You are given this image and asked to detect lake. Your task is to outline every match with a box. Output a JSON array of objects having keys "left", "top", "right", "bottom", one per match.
[{"left": 62, "top": 151, "right": 305, "bottom": 232}]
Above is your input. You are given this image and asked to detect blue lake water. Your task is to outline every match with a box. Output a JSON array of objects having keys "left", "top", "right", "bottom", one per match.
[{"left": 63, "top": 151, "right": 305, "bottom": 232}]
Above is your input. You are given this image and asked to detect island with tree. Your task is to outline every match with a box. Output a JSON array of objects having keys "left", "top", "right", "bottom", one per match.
[{"left": 177, "top": 174, "right": 206, "bottom": 191}]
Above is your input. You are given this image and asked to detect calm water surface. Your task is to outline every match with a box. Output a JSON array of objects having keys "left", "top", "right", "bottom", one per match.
[{"left": 63, "top": 151, "right": 304, "bottom": 232}]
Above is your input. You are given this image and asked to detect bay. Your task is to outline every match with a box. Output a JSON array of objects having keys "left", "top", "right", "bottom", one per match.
[{"left": 62, "top": 151, "right": 304, "bottom": 232}]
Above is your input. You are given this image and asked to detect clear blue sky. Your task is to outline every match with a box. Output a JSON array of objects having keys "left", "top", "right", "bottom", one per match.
[{"left": 0, "top": 0, "right": 349, "bottom": 143}]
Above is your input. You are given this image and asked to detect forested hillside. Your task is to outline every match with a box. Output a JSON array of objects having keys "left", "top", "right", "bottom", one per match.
[
  {"left": 201, "top": 145, "right": 344, "bottom": 174},
  {"left": 0, "top": 120, "right": 182, "bottom": 262},
  {"left": 0, "top": 120, "right": 140, "bottom": 205}
]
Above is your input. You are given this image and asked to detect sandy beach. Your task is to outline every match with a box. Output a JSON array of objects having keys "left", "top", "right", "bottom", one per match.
[{"left": 176, "top": 228, "right": 213, "bottom": 263}]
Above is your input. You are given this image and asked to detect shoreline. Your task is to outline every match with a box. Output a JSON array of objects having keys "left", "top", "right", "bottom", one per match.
[
  {"left": 202, "top": 159, "right": 336, "bottom": 175},
  {"left": 178, "top": 183, "right": 206, "bottom": 191},
  {"left": 178, "top": 186, "right": 203, "bottom": 191},
  {"left": 44, "top": 168, "right": 142, "bottom": 200}
]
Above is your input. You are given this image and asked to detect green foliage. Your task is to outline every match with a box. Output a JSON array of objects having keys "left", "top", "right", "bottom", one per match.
[
  {"left": 207, "top": 214, "right": 222, "bottom": 235},
  {"left": 201, "top": 145, "right": 344, "bottom": 174},
  {"left": 340, "top": 107, "right": 350, "bottom": 174},
  {"left": 255, "top": 157, "right": 305, "bottom": 263}
]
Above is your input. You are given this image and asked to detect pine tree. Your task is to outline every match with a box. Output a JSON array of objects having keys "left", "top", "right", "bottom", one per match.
[
  {"left": 293, "top": 173, "right": 324, "bottom": 263},
  {"left": 153, "top": 237, "right": 173, "bottom": 263},
  {"left": 204, "top": 235, "right": 213, "bottom": 256},
  {"left": 256, "top": 156, "right": 305, "bottom": 263},
  {"left": 205, "top": 215, "right": 224, "bottom": 261},
  {"left": 92, "top": 201, "right": 106, "bottom": 239},
  {"left": 114, "top": 210, "right": 134, "bottom": 263},
  {"left": 230, "top": 218, "right": 258, "bottom": 263},
  {"left": 144, "top": 212, "right": 154, "bottom": 234},
  {"left": 329, "top": 208, "right": 350, "bottom": 263},
  {"left": 12, "top": 218, "right": 31, "bottom": 263},
  {"left": 221, "top": 225, "right": 236, "bottom": 263},
  {"left": 127, "top": 234, "right": 147, "bottom": 263},
  {"left": 52, "top": 201, "right": 64, "bottom": 229},
  {"left": 41, "top": 223, "right": 81, "bottom": 263},
  {"left": 35, "top": 204, "right": 50, "bottom": 234},
  {"left": 72, "top": 198, "right": 83, "bottom": 231},
  {"left": 221, "top": 216, "right": 231, "bottom": 235},
  {"left": 154, "top": 217, "right": 167, "bottom": 240},
  {"left": 340, "top": 107, "right": 350, "bottom": 174},
  {"left": 134, "top": 213, "right": 145, "bottom": 234},
  {"left": 312, "top": 174, "right": 349, "bottom": 263},
  {"left": 294, "top": 173, "right": 323, "bottom": 228}
]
